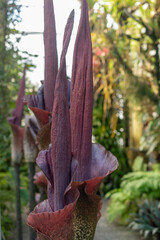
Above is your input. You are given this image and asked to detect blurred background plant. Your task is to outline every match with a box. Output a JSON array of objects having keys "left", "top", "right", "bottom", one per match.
[
  {"left": 106, "top": 164, "right": 160, "bottom": 224},
  {"left": 0, "top": 0, "right": 35, "bottom": 238},
  {"left": 140, "top": 104, "right": 160, "bottom": 156},
  {"left": 0, "top": 164, "right": 29, "bottom": 237},
  {"left": 87, "top": 0, "right": 160, "bottom": 239},
  {"left": 0, "top": 0, "right": 35, "bottom": 172},
  {"left": 129, "top": 199, "right": 160, "bottom": 239}
]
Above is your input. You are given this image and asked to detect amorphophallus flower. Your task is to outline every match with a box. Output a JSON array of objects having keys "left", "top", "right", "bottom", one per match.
[
  {"left": 27, "top": 0, "right": 118, "bottom": 239},
  {"left": 8, "top": 67, "right": 26, "bottom": 240}
]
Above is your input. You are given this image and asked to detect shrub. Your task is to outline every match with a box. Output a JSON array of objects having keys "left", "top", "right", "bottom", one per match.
[
  {"left": 0, "top": 165, "right": 29, "bottom": 237},
  {"left": 129, "top": 200, "right": 160, "bottom": 240},
  {"left": 106, "top": 169, "right": 160, "bottom": 225}
]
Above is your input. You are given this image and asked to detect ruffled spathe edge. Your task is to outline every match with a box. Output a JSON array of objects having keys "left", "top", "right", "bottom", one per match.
[{"left": 28, "top": 189, "right": 79, "bottom": 240}]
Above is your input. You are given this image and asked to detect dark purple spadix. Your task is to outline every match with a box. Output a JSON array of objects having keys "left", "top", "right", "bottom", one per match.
[
  {"left": 51, "top": 9, "right": 74, "bottom": 211},
  {"left": 70, "top": 0, "right": 93, "bottom": 181},
  {"left": 10, "top": 67, "right": 26, "bottom": 126},
  {"left": 44, "top": 0, "right": 58, "bottom": 112}
]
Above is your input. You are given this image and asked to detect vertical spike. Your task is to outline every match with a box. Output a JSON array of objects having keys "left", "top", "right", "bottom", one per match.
[
  {"left": 44, "top": 0, "right": 58, "bottom": 112},
  {"left": 12, "top": 67, "right": 26, "bottom": 126},
  {"left": 51, "top": 10, "right": 75, "bottom": 210},
  {"left": 70, "top": 0, "right": 93, "bottom": 180}
]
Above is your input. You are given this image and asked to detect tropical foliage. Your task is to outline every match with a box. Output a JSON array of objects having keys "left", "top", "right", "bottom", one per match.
[
  {"left": 0, "top": 0, "right": 34, "bottom": 237},
  {"left": 106, "top": 167, "right": 160, "bottom": 225}
]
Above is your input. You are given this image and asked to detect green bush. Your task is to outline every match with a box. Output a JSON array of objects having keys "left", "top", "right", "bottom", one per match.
[
  {"left": 106, "top": 169, "right": 160, "bottom": 225},
  {"left": 0, "top": 165, "right": 29, "bottom": 237},
  {"left": 0, "top": 169, "right": 15, "bottom": 236}
]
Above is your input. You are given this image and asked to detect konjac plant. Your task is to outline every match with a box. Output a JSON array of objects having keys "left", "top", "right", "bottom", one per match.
[
  {"left": 8, "top": 67, "right": 26, "bottom": 240},
  {"left": 26, "top": 0, "right": 118, "bottom": 239}
]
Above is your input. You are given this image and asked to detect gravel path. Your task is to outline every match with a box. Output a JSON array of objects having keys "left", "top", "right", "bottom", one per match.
[
  {"left": 94, "top": 199, "right": 140, "bottom": 240},
  {"left": 10, "top": 199, "right": 140, "bottom": 240}
]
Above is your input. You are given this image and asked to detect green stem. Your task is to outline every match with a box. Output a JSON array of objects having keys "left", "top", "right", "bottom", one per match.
[
  {"left": 28, "top": 162, "right": 36, "bottom": 240},
  {"left": 14, "top": 163, "right": 23, "bottom": 240}
]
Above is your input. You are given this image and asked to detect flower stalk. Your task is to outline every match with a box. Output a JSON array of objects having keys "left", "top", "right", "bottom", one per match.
[{"left": 8, "top": 67, "right": 26, "bottom": 240}]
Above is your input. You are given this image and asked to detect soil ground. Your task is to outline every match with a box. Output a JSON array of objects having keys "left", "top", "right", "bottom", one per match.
[{"left": 10, "top": 199, "right": 140, "bottom": 240}]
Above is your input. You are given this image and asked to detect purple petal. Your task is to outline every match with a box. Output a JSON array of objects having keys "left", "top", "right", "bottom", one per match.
[
  {"left": 36, "top": 147, "right": 53, "bottom": 185},
  {"left": 70, "top": 0, "right": 93, "bottom": 181},
  {"left": 87, "top": 143, "right": 118, "bottom": 194},
  {"left": 44, "top": 0, "right": 58, "bottom": 112},
  {"left": 72, "top": 144, "right": 118, "bottom": 194},
  {"left": 36, "top": 147, "right": 54, "bottom": 210},
  {"left": 91, "top": 144, "right": 118, "bottom": 178},
  {"left": 51, "top": 10, "right": 74, "bottom": 211}
]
